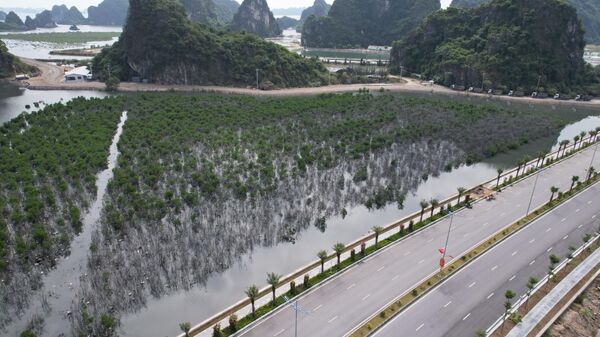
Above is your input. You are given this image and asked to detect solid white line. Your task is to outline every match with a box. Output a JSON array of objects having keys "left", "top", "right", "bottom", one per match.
[
  {"left": 444, "top": 301, "right": 452, "bottom": 308},
  {"left": 392, "top": 275, "right": 399, "bottom": 281},
  {"left": 529, "top": 260, "right": 535, "bottom": 266},
  {"left": 313, "top": 304, "right": 323, "bottom": 311},
  {"left": 463, "top": 313, "right": 471, "bottom": 320},
  {"left": 487, "top": 293, "right": 494, "bottom": 299},
  {"left": 468, "top": 282, "right": 476, "bottom": 288},
  {"left": 491, "top": 265, "right": 498, "bottom": 271},
  {"left": 362, "top": 294, "right": 370, "bottom": 301},
  {"left": 512, "top": 251, "right": 518, "bottom": 256},
  {"left": 328, "top": 316, "right": 338, "bottom": 323},
  {"left": 509, "top": 275, "right": 516, "bottom": 281},
  {"left": 563, "top": 235, "right": 569, "bottom": 240},
  {"left": 416, "top": 324, "right": 424, "bottom": 331},
  {"left": 529, "top": 238, "right": 536, "bottom": 243},
  {"left": 347, "top": 284, "right": 356, "bottom": 290},
  {"left": 546, "top": 227, "right": 552, "bottom": 233},
  {"left": 377, "top": 266, "right": 385, "bottom": 272},
  {"left": 547, "top": 247, "right": 553, "bottom": 252},
  {"left": 273, "top": 329, "right": 285, "bottom": 337},
  {"left": 561, "top": 218, "right": 567, "bottom": 222}
]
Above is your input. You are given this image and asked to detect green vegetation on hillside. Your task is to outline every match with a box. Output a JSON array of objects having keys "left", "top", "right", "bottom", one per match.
[
  {"left": 93, "top": 0, "right": 326, "bottom": 87},
  {"left": 0, "top": 97, "right": 124, "bottom": 275},
  {"left": 301, "top": 0, "right": 440, "bottom": 48},
  {"left": 230, "top": 0, "right": 281, "bottom": 37},
  {"left": 451, "top": 0, "right": 600, "bottom": 44},
  {"left": 1, "top": 32, "right": 120, "bottom": 44},
  {"left": 391, "top": 0, "right": 600, "bottom": 95},
  {"left": 0, "top": 40, "right": 37, "bottom": 78}
]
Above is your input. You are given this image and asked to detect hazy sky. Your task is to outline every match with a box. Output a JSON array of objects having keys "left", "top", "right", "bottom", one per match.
[{"left": 1, "top": 0, "right": 452, "bottom": 10}]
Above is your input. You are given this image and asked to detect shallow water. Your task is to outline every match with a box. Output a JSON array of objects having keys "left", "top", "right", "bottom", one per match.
[{"left": 2, "top": 111, "right": 128, "bottom": 337}]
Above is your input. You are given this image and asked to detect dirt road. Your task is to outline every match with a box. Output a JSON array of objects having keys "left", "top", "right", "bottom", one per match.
[{"left": 18, "top": 58, "right": 600, "bottom": 107}]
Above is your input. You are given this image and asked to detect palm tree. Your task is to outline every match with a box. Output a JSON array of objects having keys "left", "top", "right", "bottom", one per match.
[
  {"left": 430, "top": 199, "right": 439, "bottom": 218},
  {"left": 502, "top": 290, "right": 516, "bottom": 331},
  {"left": 538, "top": 150, "right": 549, "bottom": 168},
  {"left": 179, "top": 322, "right": 191, "bottom": 337},
  {"left": 589, "top": 130, "right": 597, "bottom": 143},
  {"left": 580, "top": 131, "right": 587, "bottom": 145},
  {"left": 245, "top": 285, "right": 259, "bottom": 317},
  {"left": 317, "top": 250, "right": 328, "bottom": 273},
  {"left": 573, "top": 135, "right": 580, "bottom": 149},
  {"left": 419, "top": 200, "right": 429, "bottom": 223},
  {"left": 457, "top": 187, "right": 466, "bottom": 204},
  {"left": 549, "top": 186, "right": 559, "bottom": 202},
  {"left": 333, "top": 242, "right": 345, "bottom": 266},
  {"left": 266, "top": 272, "right": 281, "bottom": 305},
  {"left": 525, "top": 277, "right": 538, "bottom": 309},
  {"left": 496, "top": 168, "right": 504, "bottom": 187},
  {"left": 372, "top": 226, "right": 384, "bottom": 247},
  {"left": 560, "top": 140, "right": 570, "bottom": 157},
  {"left": 570, "top": 176, "right": 579, "bottom": 191}
]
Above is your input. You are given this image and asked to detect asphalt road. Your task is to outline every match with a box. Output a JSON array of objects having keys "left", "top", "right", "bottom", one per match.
[
  {"left": 373, "top": 180, "right": 600, "bottom": 337},
  {"left": 238, "top": 144, "right": 600, "bottom": 337}
]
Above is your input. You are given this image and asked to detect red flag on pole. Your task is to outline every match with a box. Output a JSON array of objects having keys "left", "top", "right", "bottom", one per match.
[{"left": 438, "top": 248, "right": 445, "bottom": 255}]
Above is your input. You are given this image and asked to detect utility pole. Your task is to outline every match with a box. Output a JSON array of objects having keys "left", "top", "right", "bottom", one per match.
[
  {"left": 256, "top": 68, "right": 259, "bottom": 90},
  {"left": 587, "top": 141, "right": 598, "bottom": 181},
  {"left": 400, "top": 66, "right": 404, "bottom": 78},
  {"left": 526, "top": 171, "right": 540, "bottom": 216},
  {"left": 441, "top": 210, "right": 455, "bottom": 272},
  {"left": 536, "top": 75, "right": 542, "bottom": 92}
]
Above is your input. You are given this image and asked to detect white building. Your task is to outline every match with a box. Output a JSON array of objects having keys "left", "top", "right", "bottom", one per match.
[{"left": 64, "top": 66, "right": 91, "bottom": 82}]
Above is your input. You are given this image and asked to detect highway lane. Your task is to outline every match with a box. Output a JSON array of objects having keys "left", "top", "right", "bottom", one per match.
[
  {"left": 373, "top": 181, "right": 600, "bottom": 337},
  {"left": 238, "top": 145, "right": 599, "bottom": 337}
]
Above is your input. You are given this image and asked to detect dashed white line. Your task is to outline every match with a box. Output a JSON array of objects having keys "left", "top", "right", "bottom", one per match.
[
  {"left": 509, "top": 275, "right": 516, "bottom": 282},
  {"left": 547, "top": 247, "right": 553, "bottom": 252},
  {"left": 593, "top": 215, "right": 597, "bottom": 219},
  {"left": 313, "top": 304, "right": 323, "bottom": 312},
  {"left": 511, "top": 251, "right": 518, "bottom": 256},
  {"left": 529, "top": 260, "right": 536, "bottom": 266},
  {"left": 444, "top": 301, "right": 452, "bottom": 308},
  {"left": 392, "top": 275, "right": 400, "bottom": 281},
  {"left": 328, "top": 316, "right": 338, "bottom": 323},
  {"left": 377, "top": 266, "right": 385, "bottom": 272},
  {"left": 483, "top": 222, "right": 489, "bottom": 227},
  {"left": 563, "top": 235, "right": 569, "bottom": 240},
  {"left": 500, "top": 212, "right": 506, "bottom": 217},
  {"left": 416, "top": 324, "right": 424, "bottom": 332},
  {"left": 529, "top": 238, "right": 536, "bottom": 243},
  {"left": 578, "top": 224, "right": 583, "bottom": 229},
  {"left": 487, "top": 293, "right": 494, "bottom": 299},
  {"left": 274, "top": 329, "right": 285, "bottom": 337},
  {"left": 419, "top": 259, "right": 425, "bottom": 264},
  {"left": 491, "top": 265, "right": 498, "bottom": 271},
  {"left": 362, "top": 294, "right": 371, "bottom": 301},
  {"left": 403, "top": 251, "right": 411, "bottom": 256},
  {"left": 464, "top": 233, "right": 470, "bottom": 238},
  {"left": 427, "top": 238, "right": 434, "bottom": 243},
  {"left": 347, "top": 283, "right": 356, "bottom": 290},
  {"left": 588, "top": 200, "right": 593, "bottom": 205},
  {"left": 468, "top": 282, "right": 476, "bottom": 288},
  {"left": 561, "top": 218, "right": 567, "bottom": 222},
  {"left": 576, "top": 209, "right": 581, "bottom": 213},
  {"left": 463, "top": 313, "right": 471, "bottom": 320},
  {"left": 546, "top": 227, "right": 552, "bottom": 233}
]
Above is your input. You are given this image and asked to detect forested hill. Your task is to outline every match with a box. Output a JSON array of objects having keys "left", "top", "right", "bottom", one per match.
[
  {"left": 92, "top": 0, "right": 326, "bottom": 87},
  {"left": 230, "top": 0, "right": 281, "bottom": 37},
  {"left": 0, "top": 40, "right": 36, "bottom": 78},
  {"left": 86, "top": 0, "right": 239, "bottom": 26},
  {"left": 301, "top": 0, "right": 440, "bottom": 48},
  {"left": 297, "top": 0, "right": 331, "bottom": 29},
  {"left": 450, "top": 0, "right": 600, "bottom": 44},
  {"left": 391, "top": 0, "right": 598, "bottom": 94}
]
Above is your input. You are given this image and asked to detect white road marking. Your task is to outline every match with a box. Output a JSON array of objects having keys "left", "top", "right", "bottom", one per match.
[
  {"left": 392, "top": 275, "right": 399, "bottom": 281},
  {"left": 547, "top": 247, "right": 553, "bottom": 253},
  {"left": 403, "top": 251, "right": 411, "bottom": 256},
  {"left": 576, "top": 209, "right": 581, "bottom": 213},
  {"left": 500, "top": 212, "right": 506, "bottom": 217},
  {"left": 563, "top": 235, "right": 569, "bottom": 240},
  {"left": 464, "top": 233, "right": 470, "bottom": 238},
  {"left": 511, "top": 251, "right": 518, "bottom": 256},
  {"left": 274, "top": 329, "right": 285, "bottom": 337},
  {"left": 509, "top": 275, "right": 516, "bottom": 281},
  {"left": 347, "top": 283, "right": 356, "bottom": 290},
  {"left": 483, "top": 222, "right": 489, "bottom": 227},
  {"left": 578, "top": 224, "right": 583, "bottom": 229},
  {"left": 416, "top": 324, "right": 424, "bottom": 331},
  {"left": 377, "top": 266, "right": 385, "bottom": 272},
  {"left": 546, "top": 227, "right": 552, "bottom": 233},
  {"left": 444, "top": 301, "right": 452, "bottom": 308},
  {"left": 427, "top": 238, "right": 434, "bottom": 243},
  {"left": 491, "top": 265, "right": 498, "bottom": 271},
  {"left": 419, "top": 259, "right": 425, "bottom": 264},
  {"left": 588, "top": 200, "right": 592, "bottom": 205},
  {"left": 593, "top": 215, "right": 597, "bottom": 219},
  {"left": 468, "top": 282, "right": 476, "bottom": 288},
  {"left": 529, "top": 260, "right": 535, "bottom": 266},
  {"left": 328, "top": 316, "right": 338, "bottom": 323},
  {"left": 529, "top": 238, "right": 536, "bottom": 243},
  {"left": 463, "top": 313, "right": 471, "bottom": 320},
  {"left": 362, "top": 294, "right": 371, "bottom": 301},
  {"left": 487, "top": 293, "right": 494, "bottom": 299},
  {"left": 561, "top": 218, "right": 567, "bottom": 222},
  {"left": 313, "top": 304, "right": 323, "bottom": 311}
]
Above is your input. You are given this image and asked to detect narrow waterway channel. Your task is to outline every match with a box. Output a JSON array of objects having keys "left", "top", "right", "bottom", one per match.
[{"left": 3, "top": 111, "right": 128, "bottom": 337}]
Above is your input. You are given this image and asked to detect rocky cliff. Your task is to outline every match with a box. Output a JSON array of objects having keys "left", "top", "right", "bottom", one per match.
[
  {"left": 276, "top": 16, "right": 299, "bottom": 30},
  {"left": 25, "top": 10, "right": 58, "bottom": 29},
  {"left": 87, "top": 0, "right": 129, "bottom": 26},
  {"left": 51, "top": 5, "right": 85, "bottom": 25},
  {"left": 302, "top": 0, "right": 440, "bottom": 48},
  {"left": 0, "top": 11, "right": 6, "bottom": 21},
  {"left": 451, "top": 0, "right": 600, "bottom": 44},
  {"left": 0, "top": 11, "right": 30, "bottom": 31},
  {"left": 392, "top": 0, "right": 588, "bottom": 93},
  {"left": 213, "top": 0, "right": 239, "bottom": 24},
  {"left": 92, "top": 0, "right": 325, "bottom": 87},
  {"left": 297, "top": 0, "right": 330, "bottom": 29},
  {"left": 230, "top": 0, "right": 281, "bottom": 37}
]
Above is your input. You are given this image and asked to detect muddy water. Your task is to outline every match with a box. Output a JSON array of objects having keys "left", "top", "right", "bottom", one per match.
[
  {"left": 3, "top": 111, "right": 128, "bottom": 337},
  {"left": 119, "top": 115, "right": 600, "bottom": 337}
]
